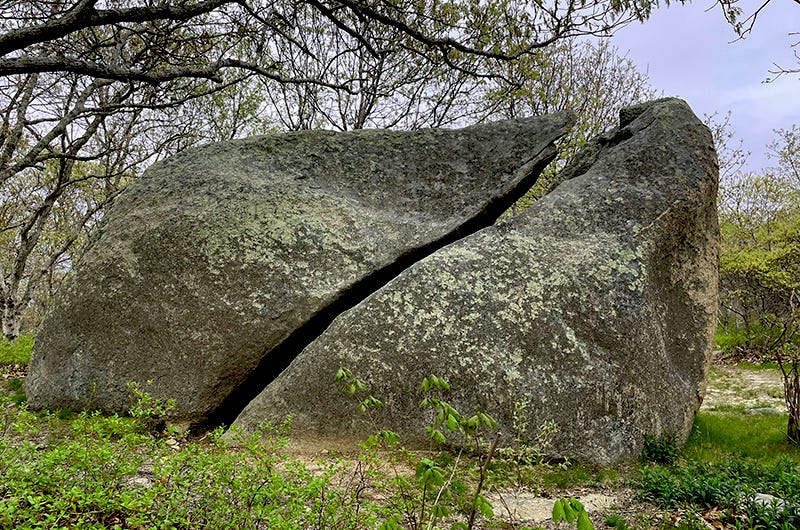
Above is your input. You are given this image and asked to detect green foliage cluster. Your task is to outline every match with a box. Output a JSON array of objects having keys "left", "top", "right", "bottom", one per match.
[
  {"left": 10, "top": 361, "right": 800, "bottom": 529},
  {"left": 641, "top": 431, "right": 679, "bottom": 466},
  {"left": 0, "top": 392, "right": 385, "bottom": 529},
  {"left": 639, "top": 459, "right": 800, "bottom": 528},
  {"left": 0, "top": 368, "right": 607, "bottom": 530},
  {"left": 336, "top": 368, "right": 502, "bottom": 530},
  {"left": 552, "top": 497, "right": 594, "bottom": 530},
  {"left": 636, "top": 404, "right": 800, "bottom": 529},
  {"left": 0, "top": 332, "right": 33, "bottom": 365},
  {"left": 717, "top": 127, "right": 800, "bottom": 443},
  {"left": 717, "top": 201, "right": 800, "bottom": 360}
]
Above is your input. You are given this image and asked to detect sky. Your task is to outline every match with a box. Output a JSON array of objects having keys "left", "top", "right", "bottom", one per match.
[{"left": 608, "top": 0, "right": 799, "bottom": 172}]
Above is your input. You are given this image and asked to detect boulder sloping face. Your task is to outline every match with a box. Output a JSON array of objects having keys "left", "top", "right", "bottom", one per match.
[
  {"left": 25, "top": 113, "right": 575, "bottom": 424},
  {"left": 232, "top": 98, "right": 720, "bottom": 465}
]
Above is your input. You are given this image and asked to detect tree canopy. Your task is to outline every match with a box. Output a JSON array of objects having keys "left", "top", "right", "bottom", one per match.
[
  {"left": 0, "top": 0, "right": 650, "bottom": 86},
  {"left": 717, "top": 126, "right": 800, "bottom": 442}
]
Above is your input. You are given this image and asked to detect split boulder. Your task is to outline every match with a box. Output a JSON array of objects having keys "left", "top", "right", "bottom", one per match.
[
  {"left": 232, "top": 98, "right": 720, "bottom": 464},
  {"left": 25, "top": 114, "right": 575, "bottom": 424}
]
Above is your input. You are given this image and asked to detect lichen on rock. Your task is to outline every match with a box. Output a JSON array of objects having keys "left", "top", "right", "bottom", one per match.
[
  {"left": 25, "top": 113, "right": 575, "bottom": 425},
  {"left": 232, "top": 98, "right": 719, "bottom": 465}
]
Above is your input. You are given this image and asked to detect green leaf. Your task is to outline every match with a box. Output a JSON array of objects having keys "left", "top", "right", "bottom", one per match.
[
  {"left": 426, "top": 427, "right": 446, "bottom": 444},
  {"left": 569, "top": 498, "right": 585, "bottom": 512},
  {"left": 563, "top": 500, "right": 576, "bottom": 523},
  {"left": 446, "top": 413, "right": 459, "bottom": 432},
  {"left": 432, "top": 503, "right": 449, "bottom": 519},
  {"left": 552, "top": 499, "right": 566, "bottom": 522},
  {"left": 477, "top": 494, "right": 494, "bottom": 518},
  {"left": 478, "top": 411, "right": 498, "bottom": 429},
  {"left": 420, "top": 376, "right": 432, "bottom": 393},
  {"left": 434, "top": 376, "right": 450, "bottom": 390},
  {"left": 416, "top": 457, "right": 436, "bottom": 478},
  {"left": 577, "top": 511, "right": 594, "bottom": 530},
  {"left": 378, "top": 429, "right": 400, "bottom": 445},
  {"left": 436, "top": 408, "right": 447, "bottom": 426}
]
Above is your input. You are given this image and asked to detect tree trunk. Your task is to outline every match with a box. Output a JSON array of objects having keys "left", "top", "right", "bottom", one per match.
[
  {"left": 1, "top": 300, "right": 23, "bottom": 341},
  {"left": 784, "top": 361, "right": 800, "bottom": 445}
]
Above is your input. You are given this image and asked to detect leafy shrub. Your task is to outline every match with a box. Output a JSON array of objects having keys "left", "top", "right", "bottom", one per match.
[
  {"left": 641, "top": 431, "right": 679, "bottom": 465},
  {"left": 552, "top": 497, "right": 594, "bottom": 530},
  {"left": 0, "top": 394, "right": 379, "bottom": 529},
  {"left": 336, "top": 368, "right": 501, "bottom": 530},
  {"left": 603, "top": 512, "right": 628, "bottom": 529}
]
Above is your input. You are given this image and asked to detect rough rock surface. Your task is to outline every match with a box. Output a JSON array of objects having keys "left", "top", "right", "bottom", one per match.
[
  {"left": 25, "top": 114, "right": 574, "bottom": 424},
  {"left": 232, "top": 98, "right": 719, "bottom": 465}
]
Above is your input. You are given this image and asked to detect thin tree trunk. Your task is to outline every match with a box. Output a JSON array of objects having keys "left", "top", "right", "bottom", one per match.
[
  {"left": 782, "top": 360, "right": 800, "bottom": 445},
  {"left": 1, "top": 299, "right": 23, "bottom": 341}
]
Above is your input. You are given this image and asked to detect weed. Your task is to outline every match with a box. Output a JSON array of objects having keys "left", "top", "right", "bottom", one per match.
[
  {"left": 552, "top": 497, "right": 594, "bottom": 530},
  {"left": 127, "top": 380, "right": 177, "bottom": 433},
  {"left": 4, "top": 377, "right": 25, "bottom": 405},
  {"left": 604, "top": 512, "right": 628, "bottom": 529},
  {"left": 336, "top": 368, "right": 501, "bottom": 529},
  {"left": 639, "top": 458, "right": 800, "bottom": 528}
]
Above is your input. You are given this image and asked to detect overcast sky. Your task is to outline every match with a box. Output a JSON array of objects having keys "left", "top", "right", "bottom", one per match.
[{"left": 609, "top": 0, "right": 799, "bottom": 172}]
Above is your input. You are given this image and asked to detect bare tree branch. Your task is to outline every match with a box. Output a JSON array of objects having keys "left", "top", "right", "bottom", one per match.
[{"left": 0, "top": 0, "right": 239, "bottom": 56}]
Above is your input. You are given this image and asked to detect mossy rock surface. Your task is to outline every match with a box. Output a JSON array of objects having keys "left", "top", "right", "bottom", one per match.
[
  {"left": 234, "top": 98, "right": 719, "bottom": 465},
  {"left": 25, "top": 114, "right": 574, "bottom": 423}
]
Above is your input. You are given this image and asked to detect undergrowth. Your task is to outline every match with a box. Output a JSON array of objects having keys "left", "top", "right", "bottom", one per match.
[
  {"left": 5, "top": 360, "right": 800, "bottom": 529},
  {"left": 0, "top": 333, "right": 33, "bottom": 365},
  {"left": 0, "top": 393, "right": 386, "bottom": 529},
  {"left": 638, "top": 409, "right": 800, "bottom": 529},
  {"left": 639, "top": 459, "right": 800, "bottom": 529}
]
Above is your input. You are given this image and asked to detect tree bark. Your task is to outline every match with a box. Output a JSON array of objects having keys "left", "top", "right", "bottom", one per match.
[
  {"left": 1, "top": 298, "right": 23, "bottom": 341},
  {"left": 783, "top": 360, "right": 800, "bottom": 445}
]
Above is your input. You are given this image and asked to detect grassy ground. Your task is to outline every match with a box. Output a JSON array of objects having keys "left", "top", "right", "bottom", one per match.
[
  {"left": 0, "top": 332, "right": 33, "bottom": 365},
  {"left": 2, "top": 335, "right": 799, "bottom": 529}
]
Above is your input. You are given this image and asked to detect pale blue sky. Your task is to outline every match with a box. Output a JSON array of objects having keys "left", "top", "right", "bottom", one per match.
[{"left": 610, "top": 0, "right": 799, "bottom": 172}]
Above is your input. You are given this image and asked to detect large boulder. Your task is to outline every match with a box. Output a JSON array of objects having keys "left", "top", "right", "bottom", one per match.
[
  {"left": 232, "top": 98, "right": 719, "bottom": 464},
  {"left": 25, "top": 114, "right": 575, "bottom": 424}
]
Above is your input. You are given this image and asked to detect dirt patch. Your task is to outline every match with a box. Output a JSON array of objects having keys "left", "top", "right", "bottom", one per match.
[
  {"left": 486, "top": 488, "right": 627, "bottom": 528},
  {"left": 702, "top": 364, "right": 786, "bottom": 412}
]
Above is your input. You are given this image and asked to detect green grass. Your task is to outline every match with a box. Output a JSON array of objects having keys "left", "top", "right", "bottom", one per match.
[
  {"left": 0, "top": 374, "right": 531, "bottom": 530},
  {"left": 735, "top": 361, "right": 780, "bottom": 371},
  {"left": 3, "top": 377, "right": 26, "bottom": 405},
  {"left": 636, "top": 411, "right": 800, "bottom": 529},
  {"left": 0, "top": 397, "right": 393, "bottom": 530},
  {"left": 0, "top": 332, "right": 34, "bottom": 364},
  {"left": 683, "top": 411, "right": 800, "bottom": 463}
]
